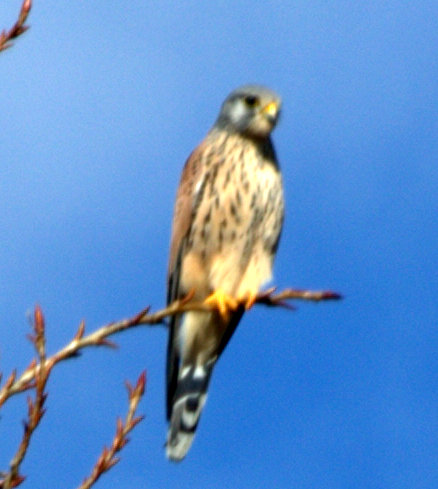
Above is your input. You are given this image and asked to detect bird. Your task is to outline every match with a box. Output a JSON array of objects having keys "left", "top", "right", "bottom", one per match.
[{"left": 165, "top": 84, "right": 284, "bottom": 462}]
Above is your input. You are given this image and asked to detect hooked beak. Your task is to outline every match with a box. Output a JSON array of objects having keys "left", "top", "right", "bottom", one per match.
[{"left": 262, "top": 101, "right": 280, "bottom": 124}]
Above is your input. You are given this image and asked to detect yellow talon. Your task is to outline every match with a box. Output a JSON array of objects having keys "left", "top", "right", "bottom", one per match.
[
  {"left": 204, "top": 289, "right": 239, "bottom": 320},
  {"left": 243, "top": 291, "right": 258, "bottom": 310}
]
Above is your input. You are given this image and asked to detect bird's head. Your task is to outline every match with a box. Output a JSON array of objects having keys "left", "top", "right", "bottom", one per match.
[{"left": 215, "top": 84, "right": 281, "bottom": 139}]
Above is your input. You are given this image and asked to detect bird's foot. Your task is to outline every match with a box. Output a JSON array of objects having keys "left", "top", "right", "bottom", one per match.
[
  {"left": 204, "top": 290, "right": 239, "bottom": 321},
  {"left": 242, "top": 291, "right": 258, "bottom": 310}
]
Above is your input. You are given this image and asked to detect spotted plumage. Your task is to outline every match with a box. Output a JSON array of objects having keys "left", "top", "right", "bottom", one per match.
[{"left": 166, "top": 85, "right": 284, "bottom": 461}]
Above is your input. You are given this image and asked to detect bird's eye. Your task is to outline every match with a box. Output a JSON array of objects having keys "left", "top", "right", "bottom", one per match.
[{"left": 243, "top": 95, "right": 259, "bottom": 107}]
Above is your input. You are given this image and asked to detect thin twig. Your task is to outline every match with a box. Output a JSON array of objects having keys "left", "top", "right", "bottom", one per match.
[
  {"left": 256, "top": 287, "right": 342, "bottom": 306},
  {"left": 77, "top": 372, "right": 146, "bottom": 489},
  {"left": 0, "top": 306, "right": 49, "bottom": 489},
  {"left": 0, "top": 0, "right": 32, "bottom": 53}
]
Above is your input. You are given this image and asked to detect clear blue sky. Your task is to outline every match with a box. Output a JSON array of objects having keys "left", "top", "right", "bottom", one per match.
[{"left": 1, "top": 1, "right": 437, "bottom": 488}]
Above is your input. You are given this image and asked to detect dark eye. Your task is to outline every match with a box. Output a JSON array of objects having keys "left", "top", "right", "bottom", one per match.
[{"left": 243, "top": 95, "right": 259, "bottom": 107}]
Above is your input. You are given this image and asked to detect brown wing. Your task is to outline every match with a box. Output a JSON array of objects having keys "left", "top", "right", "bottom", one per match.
[
  {"left": 167, "top": 141, "right": 208, "bottom": 297},
  {"left": 166, "top": 140, "right": 208, "bottom": 419}
]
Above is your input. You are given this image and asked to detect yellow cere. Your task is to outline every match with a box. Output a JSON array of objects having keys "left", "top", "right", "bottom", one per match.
[{"left": 262, "top": 101, "right": 278, "bottom": 117}]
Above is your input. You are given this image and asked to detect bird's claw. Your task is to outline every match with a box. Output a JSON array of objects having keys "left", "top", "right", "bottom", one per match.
[{"left": 204, "top": 290, "right": 239, "bottom": 321}]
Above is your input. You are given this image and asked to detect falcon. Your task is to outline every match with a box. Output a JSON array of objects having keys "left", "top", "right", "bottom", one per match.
[{"left": 166, "top": 84, "right": 284, "bottom": 461}]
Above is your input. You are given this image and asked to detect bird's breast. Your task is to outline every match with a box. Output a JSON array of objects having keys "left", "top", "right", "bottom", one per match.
[{"left": 181, "top": 135, "right": 284, "bottom": 299}]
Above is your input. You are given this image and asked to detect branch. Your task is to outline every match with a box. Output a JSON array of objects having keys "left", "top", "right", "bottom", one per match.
[
  {"left": 255, "top": 287, "right": 342, "bottom": 308},
  {"left": 0, "top": 285, "right": 340, "bottom": 486},
  {"left": 0, "top": 306, "right": 147, "bottom": 488},
  {"left": 0, "top": 286, "right": 341, "bottom": 405},
  {"left": 0, "top": 307, "right": 48, "bottom": 489},
  {"left": 77, "top": 372, "right": 146, "bottom": 489},
  {"left": 0, "top": 0, "right": 32, "bottom": 53}
]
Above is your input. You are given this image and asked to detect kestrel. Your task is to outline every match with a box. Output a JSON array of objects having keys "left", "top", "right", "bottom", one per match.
[{"left": 166, "top": 84, "right": 284, "bottom": 461}]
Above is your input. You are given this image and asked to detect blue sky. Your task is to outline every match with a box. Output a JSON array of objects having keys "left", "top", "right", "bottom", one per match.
[{"left": 1, "top": 1, "right": 437, "bottom": 488}]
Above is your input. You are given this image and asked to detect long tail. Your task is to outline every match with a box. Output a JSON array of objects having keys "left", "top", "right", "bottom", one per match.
[{"left": 166, "top": 362, "right": 214, "bottom": 462}]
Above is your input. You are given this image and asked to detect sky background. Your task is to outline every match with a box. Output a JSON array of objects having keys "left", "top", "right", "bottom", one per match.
[{"left": 1, "top": 1, "right": 437, "bottom": 488}]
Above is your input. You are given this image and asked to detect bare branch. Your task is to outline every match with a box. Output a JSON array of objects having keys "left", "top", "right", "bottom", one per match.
[
  {"left": 0, "top": 286, "right": 341, "bottom": 405},
  {"left": 255, "top": 287, "right": 342, "bottom": 307},
  {"left": 77, "top": 372, "right": 146, "bottom": 489},
  {"left": 0, "top": 286, "right": 340, "bottom": 486},
  {"left": 0, "top": 306, "right": 49, "bottom": 489},
  {"left": 0, "top": 0, "right": 32, "bottom": 53}
]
